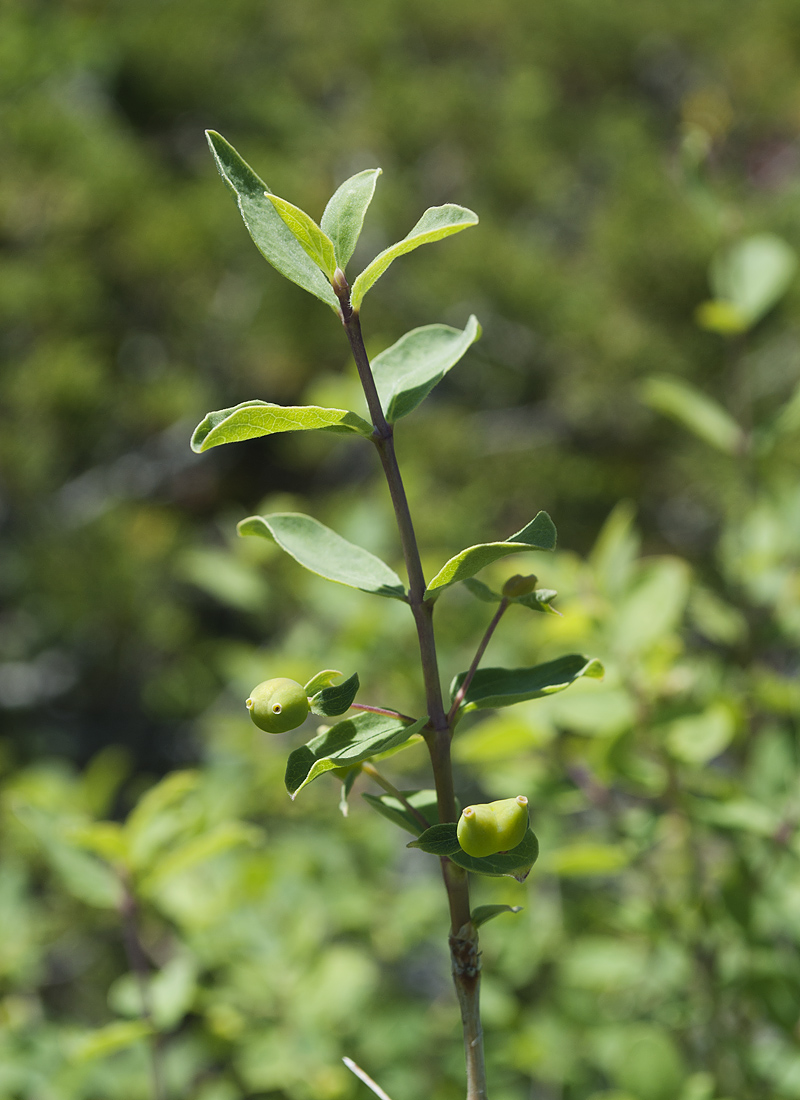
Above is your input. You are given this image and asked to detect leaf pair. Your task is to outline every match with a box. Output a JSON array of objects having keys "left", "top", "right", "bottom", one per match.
[
  {"left": 286, "top": 712, "right": 427, "bottom": 798},
  {"left": 190, "top": 314, "right": 482, "bottom": 454},
  {"left": 235, "top": 509, "right": 559, "bottom": 608},
  {"left": 207, "top": 131, "right": 477, "bottom": 312}
]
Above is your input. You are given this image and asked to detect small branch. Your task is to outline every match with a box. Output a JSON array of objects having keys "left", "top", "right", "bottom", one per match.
[
  {"left": 350, "top": 702, "right": 416, "bottom": 723},
  {"left": 118, "top": 882, "right": 165, "bottom": 1100},
  {"left": 362, "top": 762, "right": 431, "bottom": 831},
  {"left": 343, "top": 1056, "right": 395, "bottom": 1100},
  {"left": 448, "top": 599, "right": 509, "bottom": 725}
]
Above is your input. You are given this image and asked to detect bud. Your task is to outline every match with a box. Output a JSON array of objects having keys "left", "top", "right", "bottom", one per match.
[
  {"left": 332, "top": 267, "right": 349, "bottom": 295},
  {"left": 456, "top": 795, "right": 529, "bottom": 857},
  {"left": 502, "top": 574, "right": 537, "bottom": 598},
  {"left": 246, "top": 678, "right": 310, "bottom": 734}
]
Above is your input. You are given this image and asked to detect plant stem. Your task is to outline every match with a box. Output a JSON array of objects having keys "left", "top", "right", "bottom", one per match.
[
  {"left": 448, "top": 599, "right": 509, "bottom": 724},
  {"left": 339, "top": 293, "right": 487, "bottom": 1100},
  {"left": 361, "top": 762, "right": 431, "bottom": 831},
  {"left": 118, "top": 882, "right": 165, "bottom": 1100}
]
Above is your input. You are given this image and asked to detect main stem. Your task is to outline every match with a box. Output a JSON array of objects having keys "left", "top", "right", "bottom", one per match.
[{"left": 339, "top": 291, "right": 488, "bottom": 1100}]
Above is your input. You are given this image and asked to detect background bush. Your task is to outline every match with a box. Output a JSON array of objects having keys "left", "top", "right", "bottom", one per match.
[{"left": 2, "top": 1, "right": 800, "bottom": 1097}]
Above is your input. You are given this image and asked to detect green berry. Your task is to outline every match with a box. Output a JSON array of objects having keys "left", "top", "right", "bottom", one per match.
[
  {"left": 456, "top": 795, "right": 529, "bottom": 857},
  {"left": 246, "top": 678, "right": 310, "bottom": 734}
]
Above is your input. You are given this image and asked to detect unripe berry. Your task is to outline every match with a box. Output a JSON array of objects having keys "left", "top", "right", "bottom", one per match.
[
  {"left": 246, "top": 678, "right": 310, "bottom": 734},
  {"left": 456, "top": 795, "right": 529, "bottom": 857}
]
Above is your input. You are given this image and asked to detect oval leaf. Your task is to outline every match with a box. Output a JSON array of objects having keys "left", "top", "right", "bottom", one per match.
[
  {"left": 408, "top": 822, "right": 539, "bottom": 881},
  {"left": 321, "top": 168, "right": 382, "bottom": 269},
  {"left": 304, "top": 669, "right": 343, "bottom": 695},
  {"left": 425, "top": 512, "right": 557, "bottom": 598},
  {"left": 373, "top": 315, "right": 482, "bottom": 422},
  {"left": 310, "top": 672, "right": 360, "bottom": 716},
  {"left": 191, "top": 400, "right": 373, "bottom": 453},
  {"left": 450, "top": 654, "right": 604, "bottom": 714},
  {"left": 362, "top": 789, "right": 441, "bottom": 836},
  {"left": 641, "top": 377, "right": 744, "bottom": 455},
  {"left": 351, "top": 204, "right": 479, "bottom": 311},
  {"left": 711, "top": 233, "right": 797, "bottom": 327},
  {"left": 205, "top": 131, "right": 339, "bottom": 311},
  {"left": 286, "top": 714, "right": 428, "bottom": 797},
  {"left": 265, "top": 194, "right": 337, "bottom": 279},
  {"left": 471, "top": 904, "right": 523, "bottom": 928},
  {"left": 238, "top": 513, "right": 407, "bottom": 600}
]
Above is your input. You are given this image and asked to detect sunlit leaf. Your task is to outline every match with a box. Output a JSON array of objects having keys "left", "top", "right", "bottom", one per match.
[
  {"left": 205, "top": 131, "right": 339, "bottom": 310},
  {"left": 238, "top": 513, "right": 406, "bottom": 599},
  {"left": 321, "top": 168, "right": 382, "bottom": 269},
  {"left": 351, "top": 204, "right": 478, "bottom": 311},
  {"left": 372, "top": 315, "right": 481, "bottom": 421},
  {"left": 663, "top": 704, "right": 735, "bottom": 764},
  {"left": 304, "top": 669, "right": 343, "bottom": 695},
  {"left": 70, "top": 1020, "right": 153, "bottom": 1064},
  {"left": 408, "top": 822, "right": 539, "bottom": 881},
  {"left": 710, "top": 233, "right": 797, "bottom": 328},
  {"left": 425, "top": 512, "right": 557, "bottom": 598},
  {"left": 286, "top": 714, "right": 428, "bottom": 797},
  {"left": 641, "top": 377, "right": 744, "bottom": 455},
  {"left": 191, "top": 400, "right": 373, "bottom": 453},
  {"left": 265, "top": 195, "right": 337, "bottom": 279},
  {"left": 450, "top": 654, "right": 604, "bottom": 714}
]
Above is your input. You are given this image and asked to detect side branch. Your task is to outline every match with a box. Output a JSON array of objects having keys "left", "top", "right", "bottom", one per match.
[{"left": 448, "top": 599, "right": 509, "bottom": 724}]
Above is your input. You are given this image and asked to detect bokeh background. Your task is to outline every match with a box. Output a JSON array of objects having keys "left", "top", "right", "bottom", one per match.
[{"left": 3, "top": 1, "right": 800, "bottom": 1098}]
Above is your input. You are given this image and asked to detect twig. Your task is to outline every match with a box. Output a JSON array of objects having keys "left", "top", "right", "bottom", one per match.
[
  {"left": 447, "top": 599, "right": 509, "bottom": 725},
  {"left": 361, "top": 762, "right": 431, "bottom": 831},
  {"left": 343, "top": 1056, "right": 395, "bottom": 1100}
]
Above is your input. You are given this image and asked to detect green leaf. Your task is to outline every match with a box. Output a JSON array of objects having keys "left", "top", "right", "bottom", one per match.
[
  {"left": 336, "top": 765, "right": 362, "bottom": 817},
  {"left": 310, "top": 672, "right": 360, "bottom": 716},
  {"left": 372, "top": 315, "right": 482, "bottom": 422},
  {"left": 139, "top": 821, "right": 260, "bottom": 893},
  {"left": 191, "top": 400, "right": 373, "bottom": 453},
  {"left": 304, "top": 669, "right": 343, "bottom": 695},
  {"left": 285, "top": 713, "right": 428, "bottom": 797},
  {"left": 663, "top": 704, "right": 735, "bottom": 765},
  {"left": 321, "top": 168, "right": 382, "bottom": 269},
  {"left": 351, "top": 203, "right": 479, "bottom": 311},
  {"left": 265, "top": 194, "right": 337, "bottom": 279},
  {"left": 408, "top": 822, "right": 539, "bottom": 881},
  {"left": 461, "top": 577, "right": 558, "bottom": 614},
  {"left": 238, "top": 513, "right": 407, "bottom": 599},
  {"left": 361, "top": 789, "right": 441, "bottom": 836},
  {"left": 710, "top": 232, "right": 797, "bottom": 328},
  {"left": 70, "top": 1020, "right": 153, "bottom": 1064},
  {"left": 543, "top": 842, "right": 630, "bottom": 876},
  {"left": 641, "top": 377, "right": 745, "bottom": 455},
  {"left": 205, "top": 131, "right": 339, "bottom": 311},
  {"left": 515, "top": 589, "right": 560, "bottom": 614},
  {"left": 425, "top": 512, "right": 557, "bottom": 598},
  {"left": 471, "top": 904, "right": 523, "bottom": 928},
  {"left": 450, "top": 654, "right": 604, "bottom": 714},
  {"left": 462, "top": 578, "right": 500, "bottom": 603}
]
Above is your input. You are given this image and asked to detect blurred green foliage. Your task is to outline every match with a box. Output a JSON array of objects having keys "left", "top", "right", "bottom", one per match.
[{"left": 2, "top": 0, "right": 800, "bottom": 1097}]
